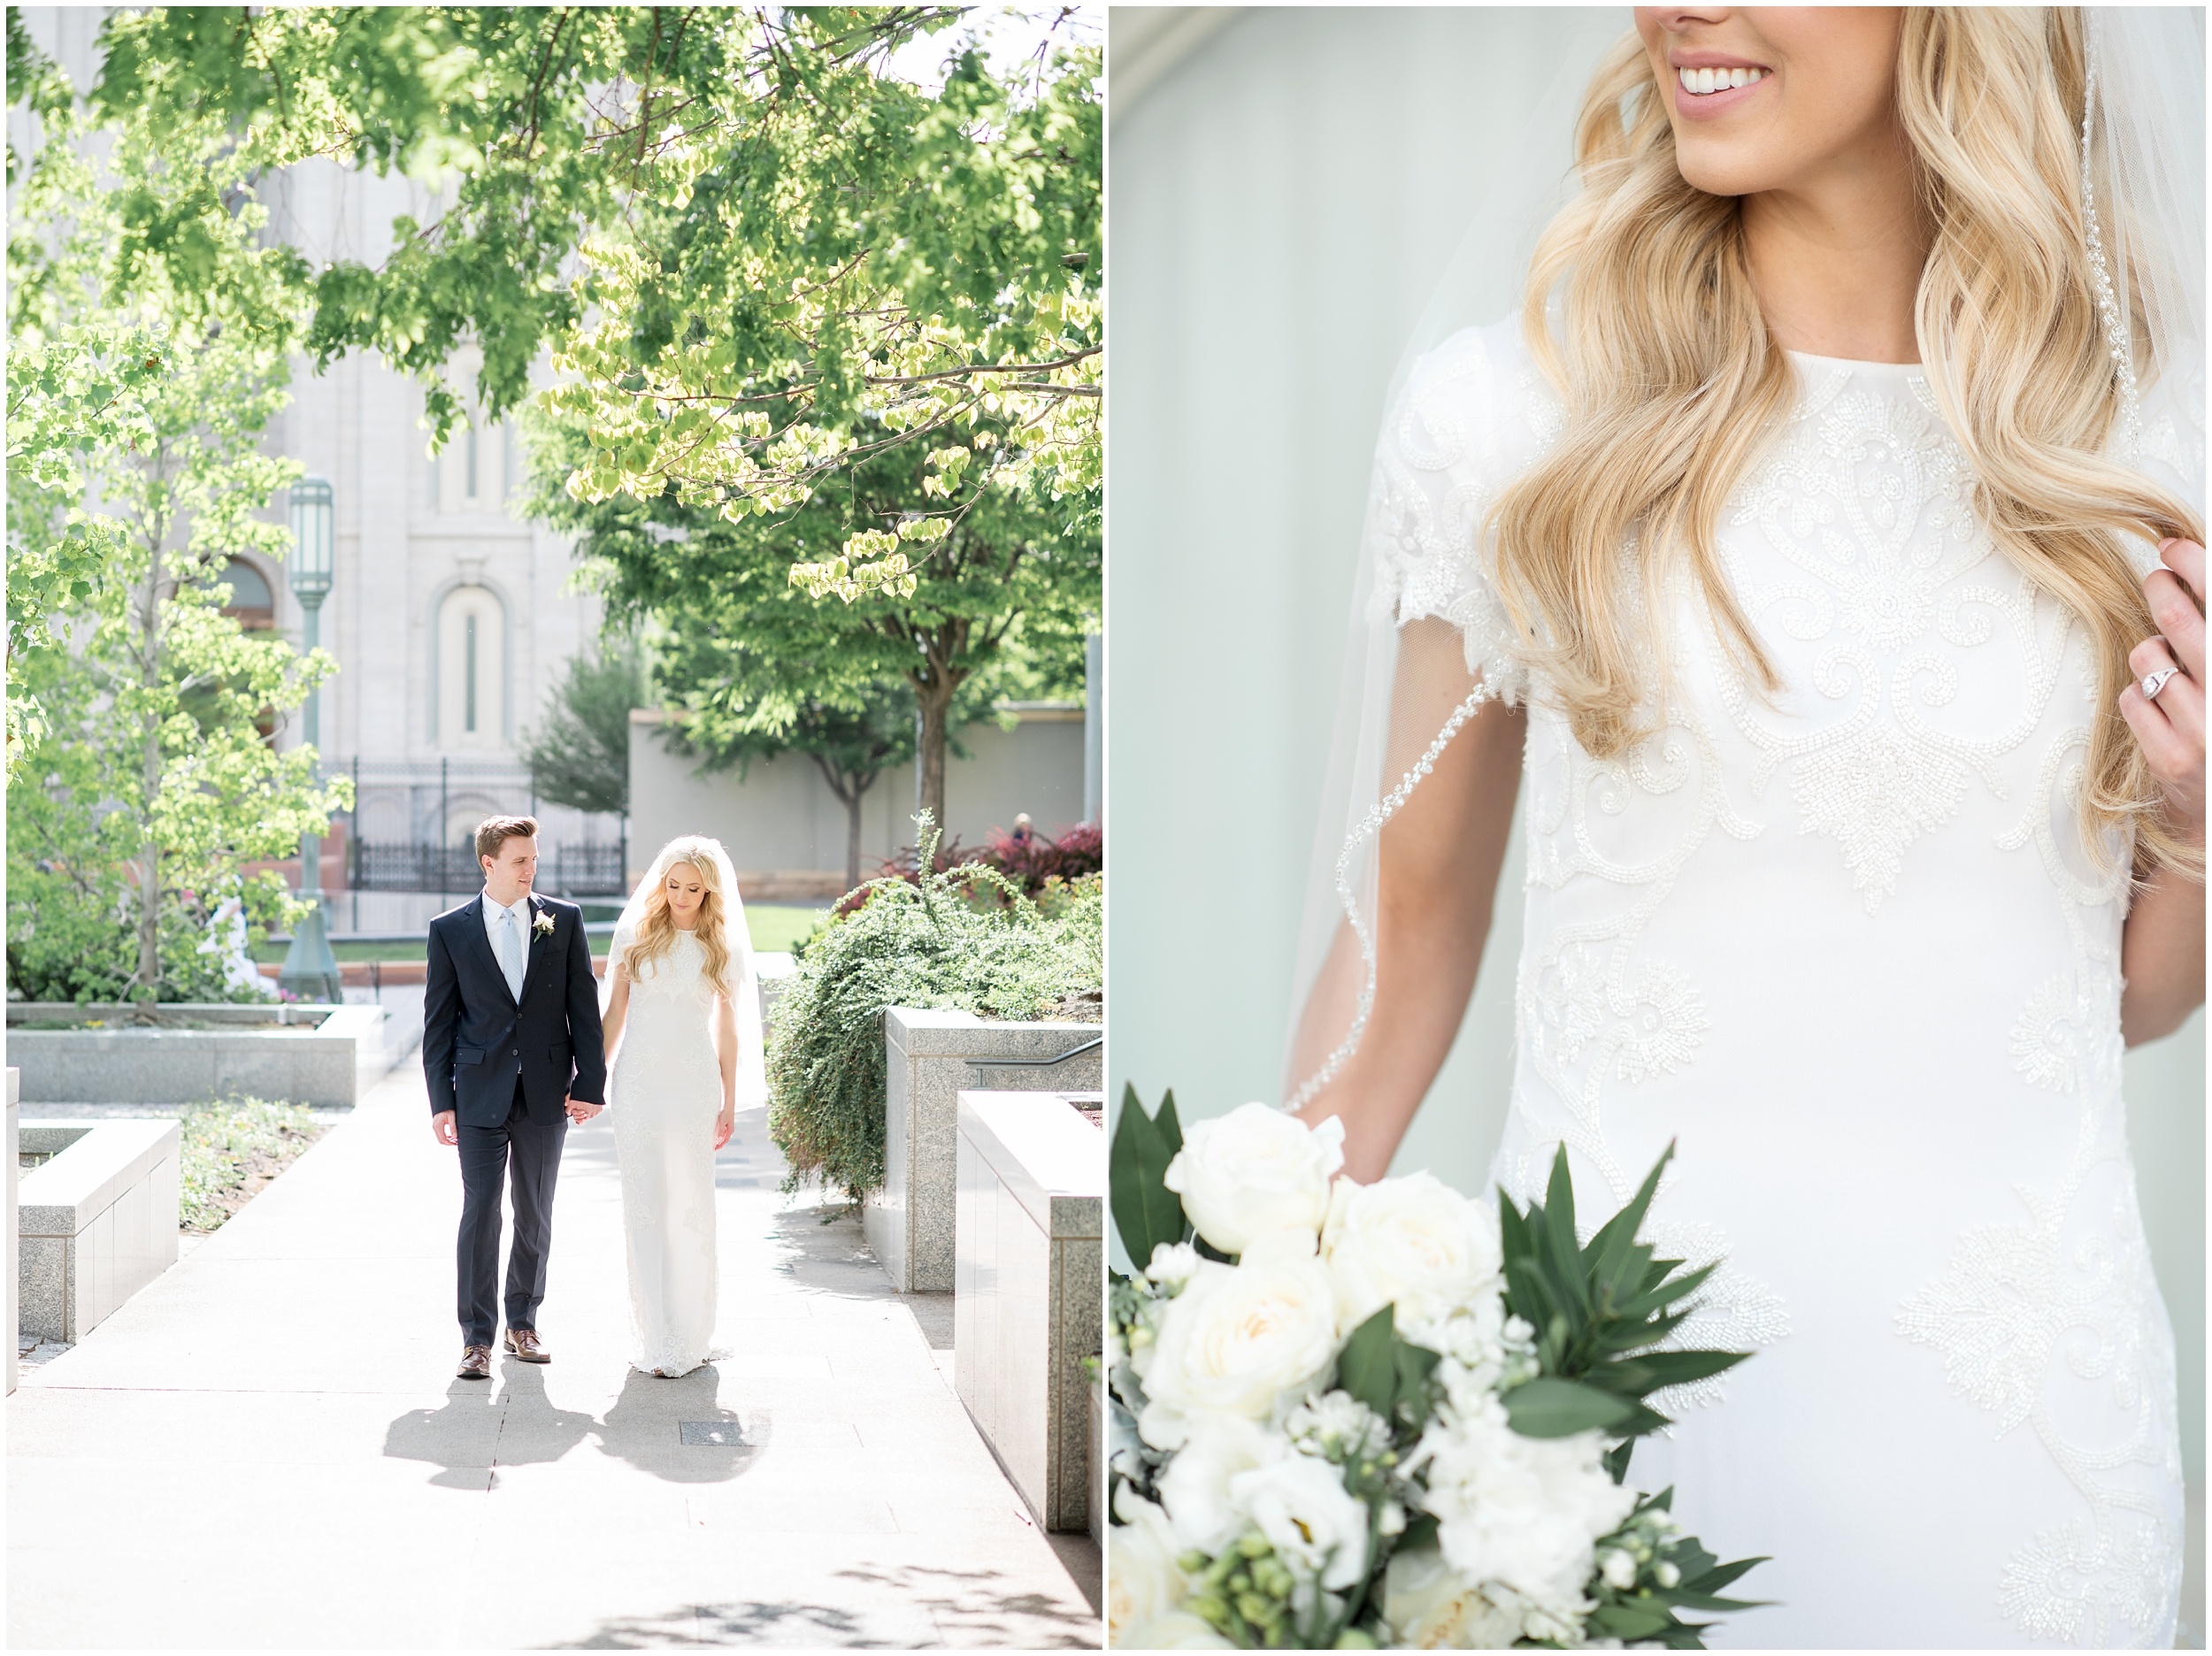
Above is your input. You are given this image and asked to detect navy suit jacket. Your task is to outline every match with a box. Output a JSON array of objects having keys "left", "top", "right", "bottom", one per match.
[{"left": 422, "top": 893, "right": 607, "bottom": 1127}]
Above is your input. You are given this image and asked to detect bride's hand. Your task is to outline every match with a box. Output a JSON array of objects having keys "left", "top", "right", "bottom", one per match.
[
  {"left": 2120, "top": 539, "right": 2207, "bottom": 848},
  {"left": 713, "top": 1105, "right": 734, "bottom": 1150}
]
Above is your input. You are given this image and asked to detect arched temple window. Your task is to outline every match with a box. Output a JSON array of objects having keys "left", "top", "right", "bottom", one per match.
[
  {"left": 436, "top": 586, "right": 505, "bottom": 749},
  {"left": 218, "top": 557, "right": 275, "bottom": 628}
]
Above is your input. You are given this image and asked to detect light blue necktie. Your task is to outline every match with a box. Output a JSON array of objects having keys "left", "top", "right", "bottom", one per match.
[{"left": 495, "top": 906, "right": 526, "bottom": 1002}]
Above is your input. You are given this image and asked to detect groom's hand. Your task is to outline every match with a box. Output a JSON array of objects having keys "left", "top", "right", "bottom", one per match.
[
  {"left": 565, "top": 1095, "right": 603, "bottom": 1124},
  {"left": 431, "top": 1110, "right": 457, "bottom": 1146}
]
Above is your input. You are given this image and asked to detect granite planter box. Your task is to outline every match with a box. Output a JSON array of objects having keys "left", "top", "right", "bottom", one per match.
[
  {"left": 6, "top": 1003, "right": 383, "bottom": 1108},
  {"left": 954, "top": 1088, "right": 1102, "bottom": 1533},
  {"left": 17, "top": 1116, "right": 181, "bottom": 1342},
  {"left": 865, "top": 1008, "right": 1102, "bottom": 1293}
]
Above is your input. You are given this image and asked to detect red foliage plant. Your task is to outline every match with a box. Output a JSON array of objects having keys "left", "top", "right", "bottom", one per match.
[{"left": 832, "top": 817, "right": 1102, "bottom": 917}]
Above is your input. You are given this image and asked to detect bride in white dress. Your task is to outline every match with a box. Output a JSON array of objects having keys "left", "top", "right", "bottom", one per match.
[
  {"left": 1284, "top": 11, "right": 2202, "bottom": 1647},
  {"left": 599, "top": 836, "right": 766, "bottom": 1378}
]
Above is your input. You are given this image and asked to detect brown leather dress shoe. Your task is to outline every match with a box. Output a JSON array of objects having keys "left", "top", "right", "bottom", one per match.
[
  {"left": 457, "top": 1344, "right": 492, "bottom": 1379},
  {"left": 503, "top": 1327, "right": 551, "bottom": 1363}
]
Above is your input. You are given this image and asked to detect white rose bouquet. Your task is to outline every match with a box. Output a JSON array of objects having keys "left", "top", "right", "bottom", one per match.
[{"left": 1107, "top": 1093, "right": 1769, "bottom": 1651}]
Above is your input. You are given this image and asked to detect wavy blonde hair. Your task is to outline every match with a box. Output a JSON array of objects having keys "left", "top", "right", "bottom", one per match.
[
  {"left": 1491, "top": 8, "right": 2202, "bottom": 877},
  {"left": 623, "top": 836, "right": 737, "bottom": 991}
]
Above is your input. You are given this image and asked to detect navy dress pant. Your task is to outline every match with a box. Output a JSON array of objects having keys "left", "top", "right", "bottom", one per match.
[{"left": 456, "top": 1079, "right": 567, "bottom": 1346}]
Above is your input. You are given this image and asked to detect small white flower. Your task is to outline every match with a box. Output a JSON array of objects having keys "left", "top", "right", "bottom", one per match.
[
  {"left": 1147, "top": 1241, "right": 1203, "bottom": 1291},
  {"left": 531, "top": 907, "right": 556, "bottom": 937},
  {"left": 1163, "top": 1103, "right": 1343, "bottom": 1255},
  {"left": 1230, "top": 1452, "right": 1372, "bottom": 1591},
  {"left": 1286, "top": 1389, "right": 1387, "bottom": 1462},
  {"left": 1415, "top": 1388, "right": 1637, "bottom": 1623},
  {"left": 1156, "top": 1416, "right": 1286, "bottom": 1555},
  {"left": 1655, "top": 1560, "right": 1681, "bottom": 1589},
  {"left": 1600, "top": 1549, "right": 1637, "bottom": 1590}
]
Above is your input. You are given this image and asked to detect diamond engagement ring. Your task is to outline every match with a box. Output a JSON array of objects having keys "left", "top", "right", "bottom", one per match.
[{"left": 2141, "top": 667, "right": 2179, "bottom": 700}]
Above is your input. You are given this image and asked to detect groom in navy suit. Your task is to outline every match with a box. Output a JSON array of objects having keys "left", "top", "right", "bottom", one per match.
[{"left": 424, "top": 816, "right": 607, "bottom": 1379}]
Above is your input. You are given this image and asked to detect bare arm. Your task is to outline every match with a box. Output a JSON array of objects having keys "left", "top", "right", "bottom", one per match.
[
  {"left": 1290, "top": 618, "right": 1525, "bottom": 1183},
  {"left": 2118, "top": 539, "right": 2206, "bottom": 1046},
  {"left": 600, "top": 962, "right": 631, "bottom": 1064},
  {"left": 711, "top": 986, "right": 740, "bottom": 1149}
]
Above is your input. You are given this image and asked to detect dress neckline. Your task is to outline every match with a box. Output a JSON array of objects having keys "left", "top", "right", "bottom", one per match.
[{"left": 1783, "top": 347, "right": 1924, "bottom": 377}]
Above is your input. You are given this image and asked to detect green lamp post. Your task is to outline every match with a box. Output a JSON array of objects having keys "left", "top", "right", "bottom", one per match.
[{"left": 277, "top": 476, "right": 343, "bottom": 1004}]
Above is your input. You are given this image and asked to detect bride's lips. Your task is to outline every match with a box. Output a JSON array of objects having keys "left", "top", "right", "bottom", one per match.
[{"left": 1671, "top": 54, "right": 1770, "bottom": 122}]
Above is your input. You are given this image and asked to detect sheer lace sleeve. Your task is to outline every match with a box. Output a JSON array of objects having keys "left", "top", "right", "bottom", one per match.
[
  {"left": 1363, "top": 321, "right": 1562, "bottom": 701},
  {"left": 2135, "top": 346, "right": 2206, "bottom": 530}
]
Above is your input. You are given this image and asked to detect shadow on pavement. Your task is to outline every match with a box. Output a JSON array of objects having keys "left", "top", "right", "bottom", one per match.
[
  {"left": 765, "top": 1206, "right": 901, "bottom": 1306},
  {"left": 382, "top": 1376, "right": 509, "bottom": 1490},
  {"left": 549, "top": 1560, "right": 1097, "bottom": 1647},
  {"left": 595, "top": 1365, "right": 764, "bottom": 1484}
]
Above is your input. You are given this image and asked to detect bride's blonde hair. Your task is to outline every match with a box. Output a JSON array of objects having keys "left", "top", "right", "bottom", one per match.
[
  {"left": 623, "top": 836, "right": 737, "bottom": 990},
  {"left": 1493, "top": 9, "right": 2203, "bottom": 877}
]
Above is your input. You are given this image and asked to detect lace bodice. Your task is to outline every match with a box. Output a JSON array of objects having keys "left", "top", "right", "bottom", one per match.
[{"left": 1365, "top": 321, "right": 2201, "bottom": 1648}]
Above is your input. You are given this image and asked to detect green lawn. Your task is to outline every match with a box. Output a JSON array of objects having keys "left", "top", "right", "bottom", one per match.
[{"left": 251, "top": 902, "right": 828, "bottom": 962}]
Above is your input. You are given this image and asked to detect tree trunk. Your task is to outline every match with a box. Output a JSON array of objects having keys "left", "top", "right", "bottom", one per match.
[
  {"left": 914, "top": 673, "right": 956, "bottom": 852},
  {"left": 134, "top": 561, "right": 165, "bottom": 1000},
  {"left": 845, "top": 779, "right": 865, "bottom": 893}
]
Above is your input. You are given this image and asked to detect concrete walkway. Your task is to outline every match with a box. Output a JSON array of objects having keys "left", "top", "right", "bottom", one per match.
[{"left": 8, "top": 1058, "right": 1101, "bottom": 1648}]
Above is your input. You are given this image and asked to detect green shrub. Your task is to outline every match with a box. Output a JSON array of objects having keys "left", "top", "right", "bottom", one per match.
[{"left": 769, "top": 825, "right": 1102, "bottom": 1205}]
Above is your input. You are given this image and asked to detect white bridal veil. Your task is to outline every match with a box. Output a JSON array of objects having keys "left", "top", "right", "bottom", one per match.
[
  {"left": 611, "top": 836, "right": 770, "bottom": 1111},
  {"left": 1281, "top": 6, "right": 2208, "bottom": 1111}
]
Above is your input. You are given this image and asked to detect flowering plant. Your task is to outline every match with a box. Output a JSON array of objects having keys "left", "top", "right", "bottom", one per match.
[
  {"left": 532, "top": 907, "right": 557, "bottom": 938},
  {"left": 1107, "top": 1093, "right": 1768, "bottom": 1650}
]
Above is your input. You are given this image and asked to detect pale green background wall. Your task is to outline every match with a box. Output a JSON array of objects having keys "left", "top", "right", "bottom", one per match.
[{"left": 1104, "top": 4, "right": 2206, "bottom": 1519}]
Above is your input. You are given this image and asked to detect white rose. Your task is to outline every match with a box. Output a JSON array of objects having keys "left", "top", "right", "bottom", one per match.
[
  {"left": 1156, "top": 1415, "right": 1286, "bottom": 1555},
  {"left": 1382, "top": 1545, "right": 1525, "bottom": 1650},
  {"left": 1417, "top": 1391, "right": 1637, "bottom": 1621},
  {"left": 1164, "top": 1103, "right": 1344, "bottom": 1255},
  {"left": 1323, "top": 1170, "right": 1503, "bottom": 1336},
  {"left": 1230, "top": 1451, "right": 1373, "bottom": 1591},
  {"left": 1133, "top": 1234, "right": 1340, "bottom": 1449},
  {"left": 1112, "top": 1610, "right": 1235, "bottom": 1650},
  {"left": 1107, "top": 1491, "right": 1192, "bottom": 1644}
]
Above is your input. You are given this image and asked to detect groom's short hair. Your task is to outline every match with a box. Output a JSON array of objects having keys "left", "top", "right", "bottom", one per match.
[{"left": 475, "top": 815, "right": 540, "bottom": 863}]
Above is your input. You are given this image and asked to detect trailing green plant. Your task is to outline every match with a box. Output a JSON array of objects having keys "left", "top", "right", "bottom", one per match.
[{"left": 769, "top": 815, "right": 1101, "bottom": 1205}]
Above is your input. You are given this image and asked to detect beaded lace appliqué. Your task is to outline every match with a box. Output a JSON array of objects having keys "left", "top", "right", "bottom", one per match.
[{"left": 1898, "top": 732, "right": 2180, "bottom": 1646}]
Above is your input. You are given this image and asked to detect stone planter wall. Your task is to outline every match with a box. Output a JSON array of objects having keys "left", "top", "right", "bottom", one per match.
[
  {"left": 954, "top": 1088, "right": 1102, "bottom": 1533},
  {"left": 17, "top": 1116, "right": 181, "bottom": 1342},
  {"left": 7, "top": 1068, "right": 18, "bottom": 1395},
  {"left": 7, "top": 1003, "right": 384, "bottom": 1108},
  {"left": 864, "top": 1009, "right": 1102, "bottom": 1293}
]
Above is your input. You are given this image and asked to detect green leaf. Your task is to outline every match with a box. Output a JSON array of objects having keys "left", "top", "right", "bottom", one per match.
[
  {"left": 1601, "top": 1439, "right": 1634, "bottom": 1485},
  {"left": 1591, "top": 1604, "right": 1676, "bottom": 1640},
  {"left": 1613, "top": 1348, "right": 1747, "bottom": 1389},
  {"left": 1499, "top": 1376, "right": 1637, "bottom": 1438},
  {"left": 1683, "top": 1557, "right": 1769, "bottom": 1595},
  {"left": 1542, "top": 1145, "right": 1579, "bottom": 1283},
  {"left": 1110, "top": 1085, "right": 1189, "bottom": 1272},
  {"left": 1336, "top": 1304, "right": 1401, "bottom": 1422}
]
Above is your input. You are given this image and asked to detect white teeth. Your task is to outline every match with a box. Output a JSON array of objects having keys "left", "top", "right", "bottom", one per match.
[{"left": 1678, "top": 65, "right": 1765, "bottom": 96}]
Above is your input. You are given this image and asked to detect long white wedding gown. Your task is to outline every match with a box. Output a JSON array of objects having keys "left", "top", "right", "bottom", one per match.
[
  {"left": 609, "top": 925, "right": 725, "bottom": 1377},
  {"left": 1369, "top": 321, "right": 2200, "bottom": 1647}
]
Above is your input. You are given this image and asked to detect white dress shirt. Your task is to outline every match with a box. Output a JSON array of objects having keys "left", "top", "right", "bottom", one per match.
[{"left": 481, "top": 890, "right": 534, "bottom": 1000}]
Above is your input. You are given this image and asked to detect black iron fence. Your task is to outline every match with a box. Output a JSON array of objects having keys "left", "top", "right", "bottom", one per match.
[
  {"left": 352, "top": 840, "right": 626, "bottom": 897},
  {"left": 340, "top": 755, "right": 626, "bottom": 898}
]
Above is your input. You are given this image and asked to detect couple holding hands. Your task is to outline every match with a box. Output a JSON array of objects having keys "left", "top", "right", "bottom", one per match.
[{"left": 422, "top": 817, "right": 766, "bottom": 1382}]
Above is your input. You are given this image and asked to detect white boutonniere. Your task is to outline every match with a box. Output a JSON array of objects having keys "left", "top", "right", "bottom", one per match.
[{"left": 531, "top": 908, "right": 557, "bottom": 939}]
